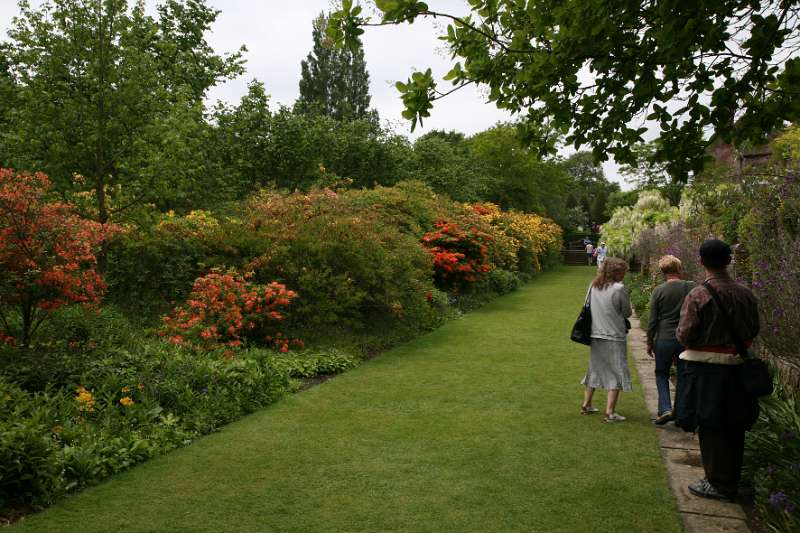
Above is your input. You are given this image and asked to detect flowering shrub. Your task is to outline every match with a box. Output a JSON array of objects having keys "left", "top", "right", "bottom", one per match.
[
  {"left": 601, "top": 190, "right": 679, "bottom": 260},
  {"left": 422, "top": 220, "right": 493, "bottom": 290},
  {"left": 744, "top": 384, "right": 800, "bottom": 533},
  {"left": 633, "top": 220, "right": 706, "bottom": 280},
  {"left": 155, "top": 209, "right": 220, "bottom": 237},
  {"left": 161, "top": 269, "right": 299, "bottom": 352},
  {"left": 469, "top": 203, "right": 521, "bottom": 270},
  {"left": 505, "top": 211, "right": 563, "bottom": 272},
  {"left": 739, "top": 172, "right": 800, "bottom": 364},
  {"left": 0, "top": 169, "right": 122, "bottom": 345},
  {"left": 469, "top": 203, "right": 563, "bottom": 273}
]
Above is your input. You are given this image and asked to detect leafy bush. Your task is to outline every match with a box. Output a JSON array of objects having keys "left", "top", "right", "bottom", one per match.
[
  {"left": 0, "top": 379, "right": 61, "bottom": 509},
  {"left": 341, "top": 180, "right": 451, "bottom": 238},
  {"left": 105, "top": 210, "right": 256, "bottom": 315},
  {"left": 243, "top": 187, "right": 439, "bottom": 338},
  {"left": 744, "top": 383, "right": 800, "bottom": 532},
  {"left": 487, "top": 269, "right": 521, "bottom": 295},
  {"left": 624, "top": 273, "right": 657, "bottom": 331},
  {"left": 270, "top": 349, "right": 360, "bottom": 379},
  {"left": 0, "top": 341, "right": 311, "bottom": 510}
]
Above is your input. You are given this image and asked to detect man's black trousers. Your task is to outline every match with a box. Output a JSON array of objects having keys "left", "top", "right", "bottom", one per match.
[{"left": 698, "top": 425, "right": 746, "bottom": 496}]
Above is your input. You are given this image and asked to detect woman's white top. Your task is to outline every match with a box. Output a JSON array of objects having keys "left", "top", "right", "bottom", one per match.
[{"left": 589, "top": 282, "right": 632, "bottom": 341}]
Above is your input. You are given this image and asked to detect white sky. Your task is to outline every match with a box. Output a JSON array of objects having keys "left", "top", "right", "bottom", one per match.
[{"left": 0, "top": 0, "right": 629, "bottom": 188}]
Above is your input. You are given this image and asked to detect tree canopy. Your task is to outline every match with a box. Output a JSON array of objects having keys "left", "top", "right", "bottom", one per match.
[
  {"left": 1, "top": 0, "right": 245, "bottom": 222},
  {"left": 620, "top": 141, "right": 685, "bottom": 206},
  {"left": 560, "top": 152, "right": 619, "bottom": 226},
  {"left": 330, "top": 0, "right": 800, "bottom": 179},
  {"left": 296, "top": 12, "right": 374, "bottom": 122}
]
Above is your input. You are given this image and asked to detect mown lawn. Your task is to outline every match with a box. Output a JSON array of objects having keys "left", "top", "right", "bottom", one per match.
[{"left": 14, "top": 266, "right": 680, "bottom": 532}]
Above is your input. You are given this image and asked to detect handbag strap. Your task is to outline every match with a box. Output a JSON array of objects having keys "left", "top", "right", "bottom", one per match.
[
  {"left": 584, "top": 286, "right": 592, "bottom": 307},
  {"left": 701, "top": 281, "right": 750, "bottom": 359}
]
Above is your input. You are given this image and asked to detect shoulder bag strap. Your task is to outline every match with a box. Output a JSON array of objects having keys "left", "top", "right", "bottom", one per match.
[{"left": 701, "top": 281, "right": 750, "bottom": 359}]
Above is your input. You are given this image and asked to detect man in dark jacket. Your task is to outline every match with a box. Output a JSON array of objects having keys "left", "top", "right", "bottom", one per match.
[{"left": 676, "top": 239, "right": 760, "bottom": 502}]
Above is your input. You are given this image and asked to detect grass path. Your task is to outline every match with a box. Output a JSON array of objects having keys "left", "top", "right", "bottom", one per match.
[{"left": 15, "top": 267, "right": 681, "bottom": 532}]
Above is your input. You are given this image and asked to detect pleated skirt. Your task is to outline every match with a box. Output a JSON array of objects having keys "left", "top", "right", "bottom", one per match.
[{"left": 581, "top": 338, "right": 633, "bottom": 392}]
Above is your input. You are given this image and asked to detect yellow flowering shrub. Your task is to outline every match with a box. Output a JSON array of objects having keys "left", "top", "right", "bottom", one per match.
[
  {"left": 156, "top": 209, "right": 220, "bottom": 238},
  {"left": 468, "top": 203, "right": 562, "bottom": 272},
  {"left": 506, "top": 211, "right": 563, "bottom": 271},
  {"left": 467, "top": 203, "right": 520, "bottom": 270}
]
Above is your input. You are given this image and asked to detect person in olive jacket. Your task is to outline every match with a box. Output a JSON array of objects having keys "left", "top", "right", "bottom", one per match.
[{"left": 646, "top": 255, "right": 696, "bottom": 425}]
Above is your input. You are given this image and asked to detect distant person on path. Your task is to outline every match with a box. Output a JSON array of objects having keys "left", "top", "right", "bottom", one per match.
[
  {"left": 584, "top": 241, "right": 594, "bottom": 265},
  {"left": 580, "top": 257, "right": 633, "bottom": 422},
  {"left": 646, "top": 255, "right": 696, "bottom": 425},
  {"left": 595, "top": 242, "right": 608, "bottom": 269},
  {"left": 676, "top": 239, "right": 760, "bottom": 502}
]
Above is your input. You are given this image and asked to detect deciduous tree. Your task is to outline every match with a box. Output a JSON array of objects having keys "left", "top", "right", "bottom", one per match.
[
  {"left": 330, "top": 0, "right": 800, "bottom": 179},
  {"left": 0, "top": 169, "right": 121, "bottom": 346},
  {"left": 620, "top": 142, "right": 685, "bottom": 206},
  {"left": 3, "top": 0, "right": 245, "bottom": 223}
]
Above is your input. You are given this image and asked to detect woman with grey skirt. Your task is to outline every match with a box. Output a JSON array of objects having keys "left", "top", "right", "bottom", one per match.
[{"left": 580, "top": 257, "right": 633, "bottom": 422}]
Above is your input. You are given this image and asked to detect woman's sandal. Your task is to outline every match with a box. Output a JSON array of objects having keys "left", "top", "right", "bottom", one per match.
[
  {"left": 580, "top": 405, "right": 600, "bottom": 415},
  {"left": 604, "top": 412, "right": 626, "bottom": 422}
]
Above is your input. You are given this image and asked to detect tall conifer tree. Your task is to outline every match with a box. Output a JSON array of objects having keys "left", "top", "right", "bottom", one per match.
[{"left": 297, "top": 13, "right": 372, "bottom": 122}]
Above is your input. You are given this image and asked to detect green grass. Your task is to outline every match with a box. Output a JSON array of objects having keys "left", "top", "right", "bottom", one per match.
[{"left": 14, "top": 267, "right": 680, "bottom": 532}]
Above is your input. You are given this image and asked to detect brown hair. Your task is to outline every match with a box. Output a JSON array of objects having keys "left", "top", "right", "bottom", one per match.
[
  {"left": 658, "top": 255, "right": 682, "bottom": 276},
  {"left": 591, "top": 257, "right": 629, "bottom": 290}
]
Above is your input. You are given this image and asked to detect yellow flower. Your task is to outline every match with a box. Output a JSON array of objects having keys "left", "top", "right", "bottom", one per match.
[
  {"left": 75, "top": 386, "right": 95, "bottom": 412},
  {"left": 119, "top": 396, "right": 134, "bottom": 407},
  {"left": 137, "top": 383, "right": 145, "bottom": 392},
  {"left": 52, "top": 425, "right": 64, "bottom": 434},
  {"left": 121, "top": 386, "right": 130, "bottom": 393}
]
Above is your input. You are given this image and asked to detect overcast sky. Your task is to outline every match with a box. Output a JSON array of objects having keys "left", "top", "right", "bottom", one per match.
[{"left": 0, "top": 0, "right": 629, "bottom": 187}]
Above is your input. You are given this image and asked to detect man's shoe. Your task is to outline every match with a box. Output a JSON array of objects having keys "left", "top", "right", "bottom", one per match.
[
  {"left": 688, "top": 479, "right": 735, "bottom": 502},
  {"left": 654, "top": 411, "right": 674, "bottom": 426}
]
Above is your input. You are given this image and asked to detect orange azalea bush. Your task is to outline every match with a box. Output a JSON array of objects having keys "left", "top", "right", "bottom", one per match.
[
  {"left": 0, "top": 169, "right": 123, "bottom": 346},
  {"left": 161, "top": 269, "right": 301, "bottom": 352},
  {"left": 422, "top": 220, "right": 494, "bottom": 290}
]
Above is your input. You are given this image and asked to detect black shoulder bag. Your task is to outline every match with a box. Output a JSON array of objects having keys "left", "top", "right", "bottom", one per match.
[
  {"left": 702, "top": 282, "right": 773, "bottom": 397},
  {"left": 570, "top": 287, "right": 592, "bottom": 345}
]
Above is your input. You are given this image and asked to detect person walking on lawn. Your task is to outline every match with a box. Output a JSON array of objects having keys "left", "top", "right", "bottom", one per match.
[
  {"left": 580, "top": 257, "right": 633, "bottom": 422},
  {"left": 595, "top": 242, "right": 608, "bottom": 269},
  {"left": 646, "top": 255, "right": 696, "bottom": 425},
  {"left": 676, "top": 239, "right": 760, "bottom": 502},
  {"left": 585, "top": 241, "right": 594, "bottom": 265}
]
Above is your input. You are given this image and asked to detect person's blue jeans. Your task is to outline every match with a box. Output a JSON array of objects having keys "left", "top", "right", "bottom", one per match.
[{"left": 654, "top": 339, "right": 686, "bottom": 416}]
